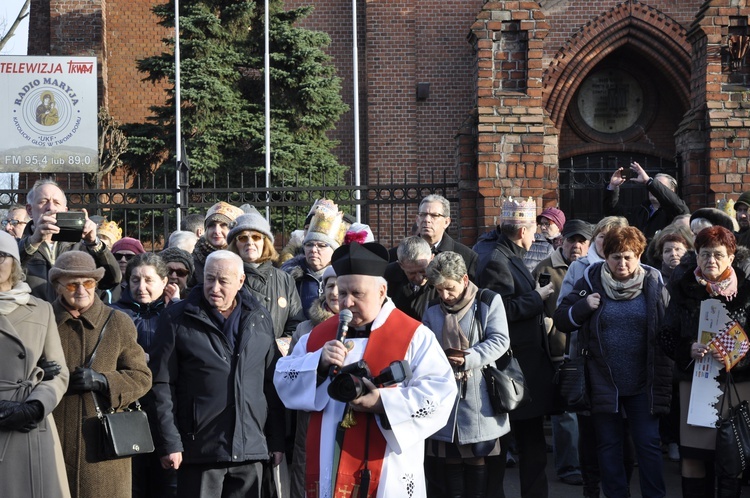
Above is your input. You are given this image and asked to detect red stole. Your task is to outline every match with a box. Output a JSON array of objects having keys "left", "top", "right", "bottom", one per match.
[{"left": 305, "top": 308, "right": 420, "bottom": 498}]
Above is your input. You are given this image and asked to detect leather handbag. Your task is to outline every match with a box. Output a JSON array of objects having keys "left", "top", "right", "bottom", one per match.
[
  {"left": 552, "top": 332, "right": 591, "bottom": 412},
  {"left": 474, "top": 289, "right": 532, "bottom": 414},
  {"left": 715, "top": 372, "right": 750, "bottom": 477},
  {"left": 86, "top": 310, "right": 155, "bottom": 460}
]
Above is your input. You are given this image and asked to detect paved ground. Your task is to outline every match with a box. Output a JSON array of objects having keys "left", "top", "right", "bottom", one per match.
[{"left": 501, "top": 446, "right": 684, "bottom": 497}]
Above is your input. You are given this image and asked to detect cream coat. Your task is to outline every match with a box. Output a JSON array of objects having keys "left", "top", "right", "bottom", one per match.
[{"left": 0, "top": 295, "right": 71, "bottom": 498}]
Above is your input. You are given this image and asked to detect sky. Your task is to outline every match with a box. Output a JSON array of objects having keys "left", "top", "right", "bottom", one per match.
[{"left": 1, "top": 0, "right": 30, "bottom": 55}]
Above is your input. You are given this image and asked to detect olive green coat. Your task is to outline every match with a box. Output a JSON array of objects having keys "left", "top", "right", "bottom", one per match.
[{"left": 52, "top": 296, "right": 151, "bottom": 498}]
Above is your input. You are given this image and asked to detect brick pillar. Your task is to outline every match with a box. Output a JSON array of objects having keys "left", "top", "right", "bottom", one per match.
[
  {"left": 470, "top": 2, "right": 559, "bottom": 232},
  {"left": 676, "top": 1, "right": 750, "bottom": 210}
]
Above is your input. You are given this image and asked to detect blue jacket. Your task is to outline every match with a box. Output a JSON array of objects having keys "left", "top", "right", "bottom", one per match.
[
  {"left": 109, "top": 288, "right": 167, "bottom": 354},
  {"left": 554, "top": 262, "right": 673, "bottom": 415}
]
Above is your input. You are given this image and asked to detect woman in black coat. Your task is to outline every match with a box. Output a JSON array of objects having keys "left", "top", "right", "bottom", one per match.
[{"left": 660, "top": 226, "right": 750, "bottom": 498}]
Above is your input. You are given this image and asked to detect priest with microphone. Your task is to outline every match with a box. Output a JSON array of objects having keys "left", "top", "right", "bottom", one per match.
[{"left": 274, "top": 241, "right": 456, "bottom": 498}]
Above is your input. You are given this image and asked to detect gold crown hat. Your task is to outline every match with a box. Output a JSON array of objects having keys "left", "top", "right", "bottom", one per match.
[
  {"left": 303, "top": 199, "right": 346, "bottom": 249},
  {"left": 501, "top": 197, "right": 537, "bottom": 224},
  {"left": 97, "top": 219, "right": 122, "bottom": 245}
]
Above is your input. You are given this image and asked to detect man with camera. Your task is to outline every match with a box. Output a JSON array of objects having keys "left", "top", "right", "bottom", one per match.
[
  {"left": 274, "top": 241, "right": 456, "bottom": 498},
  {"left": 603, "top": 161, "right": 689, "bottom": 241},
  {"left": 19, "top": 179, "right": 120, "bottom": 301}
]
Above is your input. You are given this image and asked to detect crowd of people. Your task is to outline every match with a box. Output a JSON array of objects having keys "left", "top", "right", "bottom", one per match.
[{"left": 2, "top": 164, "right": 750, "bottom": 498}]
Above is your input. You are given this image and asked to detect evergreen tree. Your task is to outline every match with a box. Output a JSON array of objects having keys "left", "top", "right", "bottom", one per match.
[{"left": 125, "top": 0, "right": 349, "bottom": 185}]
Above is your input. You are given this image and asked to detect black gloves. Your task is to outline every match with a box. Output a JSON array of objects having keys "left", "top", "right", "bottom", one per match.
[
  {"left": 38, "top": 357, "right": 62, "bottom": 381},
  {"left": 0, "top": 400, "right": 44, "bottom": 432},
  {"left": 70, "top": 367, "right": 109, "bottom": 393}
]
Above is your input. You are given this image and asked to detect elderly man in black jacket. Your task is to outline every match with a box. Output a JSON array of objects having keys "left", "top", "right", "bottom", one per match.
[
  {"left": 477, "top": 197, "right": 556, "bottom": 498},
  {"left": 19, "top": 178, "right": 120, "bottom": 301},
  {"left": 149, "top": 250, "right": 284, "bottom": 498}
]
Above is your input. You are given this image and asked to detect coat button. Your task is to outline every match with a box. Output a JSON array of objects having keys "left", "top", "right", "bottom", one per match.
[{"left": 18, "top": 352, "right": 25, "bottom": 359}]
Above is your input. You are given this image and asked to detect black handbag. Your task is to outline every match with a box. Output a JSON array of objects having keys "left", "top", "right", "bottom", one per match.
[
  {"left": 715, "top": 371, "right": 750, "bottom": 477},
  {"left": 474, "top": 289, "right": 532, "bottom": 414},
  {"left": 552, "top": 332, "right": 591, "bottom": 412},
  {"left": 86, "top": 310, "right": 155, "bottom": 460}
]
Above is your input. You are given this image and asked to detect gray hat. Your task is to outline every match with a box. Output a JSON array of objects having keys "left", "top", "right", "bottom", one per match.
[
  {"left": 227, "top": 207, "right": 274, "bottom": 245},
  {"left": 0, "top": 230, "right": 20, "bottom": 264},
  {"left": 49, "top": 250, "right": 105, "bottom": 284},
  {"left": 159, "top": 247, "right": 195, "bottom": 279},
  {"left": 561, "top": 219, "right": 593, "bottom": 240}
]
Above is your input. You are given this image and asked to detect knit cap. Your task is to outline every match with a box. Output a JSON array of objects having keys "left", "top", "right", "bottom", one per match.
[
  {"left": 227, "top": 207, "right": 274, "bottom": 244},
  {"left": 205, "top": 202, "right": 244, "bottom": 228}
]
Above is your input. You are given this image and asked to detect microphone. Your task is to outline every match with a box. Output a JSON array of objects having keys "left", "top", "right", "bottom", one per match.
[{"left": 329, "top": 309, "right": 353, "bottom": 377}]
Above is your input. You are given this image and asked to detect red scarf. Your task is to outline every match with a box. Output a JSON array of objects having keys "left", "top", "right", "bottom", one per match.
[{"left": 305, "top": 309, "right": 419, "bottom": 498}]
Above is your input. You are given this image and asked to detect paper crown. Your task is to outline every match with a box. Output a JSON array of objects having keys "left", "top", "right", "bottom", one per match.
[
  {"left": 304, "top": 199, "right": 347, "bottom": 249},
  {"left": 502, "top": 197, "right": 537, "bottom": 224},
  {"left": 97, "top": 219, "right": 122, "bottom": 243}
]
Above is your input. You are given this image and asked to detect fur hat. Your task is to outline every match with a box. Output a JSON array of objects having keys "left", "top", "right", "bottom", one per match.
[
  {"left": 502, "top": 197, "right": 537, "bottom": 225},
  {"left": 205, "top": 201, "right": 244, "bottom": 228},
  {"left": 690, "top": 208, "right": 738, "bottom": 232},
  {"left": 49, "top": 250, "right": 105, "bottom": 283},
  {"left": 111, "top": 237, "right": 145, "bottom": 255},
  {"left": 227, "top": 207, "right": 274, "bottom": 245},
  {"left": 0, "top": 230, "right": 20, "bottom": 263},
  {"left": 159, "top": 247, "right": 195, "bottom": 279},
  {"left": 304, "top": 199, "right": 346, "bottom": 249}
]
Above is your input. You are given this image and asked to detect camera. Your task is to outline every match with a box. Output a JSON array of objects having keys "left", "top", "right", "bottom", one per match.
[
  {"left": 538, "top": 272, "right": 551, "bottom": 287},
  {"left": 328, "top": 360, "right": 412, "bottom": 403},
  {"left": 52, "top": 211, "right": 86, "bottom": 242}
]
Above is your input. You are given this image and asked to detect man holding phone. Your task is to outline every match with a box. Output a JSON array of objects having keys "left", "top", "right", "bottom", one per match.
[
  {"left": 603, "top": 161, "right": 689, "bottom": 241},
  {"left": 19, "top": 178, "right": 121, "bottom": 301}
]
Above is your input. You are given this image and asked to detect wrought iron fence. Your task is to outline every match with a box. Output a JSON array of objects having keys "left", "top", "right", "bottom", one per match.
[
  {"left": 559, "top": 153, "right": 679, "bottom": 223},
  {"left": 1, "top": 169, "right": 459, "bottom": 250}
]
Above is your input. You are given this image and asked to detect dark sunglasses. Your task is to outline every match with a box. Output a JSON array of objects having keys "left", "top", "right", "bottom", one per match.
[
  {"left": 168, "top": 268, "right": 190, "bottom": 277},
  {"left": 113, "top": 252, "right": 136, "bottom": 262}
]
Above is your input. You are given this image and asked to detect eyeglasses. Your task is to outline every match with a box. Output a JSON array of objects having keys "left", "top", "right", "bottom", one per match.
[
  {"left": 59, "top": 280, "right": 97, "bottom": 292},
  {"left": 0, "top": 252, "right": 13, "bottom": 263},
  {"left": 237, "top": 233, "right": 263, "bottom": 243},
  {"left": 113, "top": 252, "right": 136, "bottom": 262},
  {"left": 1, "top": 219, "right": 28, "bottom": 228},
  {"left": 418, "top": 212, "right": 446, "bottom": 219},
  {"left": 168, "top": 268, "right": 190, "bottom": 277},
  {"left": 698, "top": 251, "right": 729, "bottom": 261},
  {"left": 304, "top": 242, "right": 330, "bottom": 251}
]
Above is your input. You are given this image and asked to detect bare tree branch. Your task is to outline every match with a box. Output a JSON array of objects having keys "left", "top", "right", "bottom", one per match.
[{"left": 0, "top": 0, "right": 31, "bottom": 53}]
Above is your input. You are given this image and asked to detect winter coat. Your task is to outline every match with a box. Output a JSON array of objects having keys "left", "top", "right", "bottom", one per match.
[
  {"left": 281, "top": 254, "right": 325, "bottom": 320},
  {"left": 109, "top": 288, "right": 168, "bottom": 354},
  {"left": 422, "top": 290, "right": 511, "bottom": 444},
  {"left": 19, "top": 225, "right": 121, "bottom": 302},
  {"left": 532, "top": 248, "right": 571, "bottom": 360},
  {"left": 52, "top": 296, "right": 152, "bottom": 498},
  {"left": 477, "top": 234, "right": 555, "bottom": 420},
  {"left": 148, "top": 286, "right": 285, "bottom": 464},
  {"left": 554, "top": 262, "right": 673, "bottom": 415},
  {"left": 0, "top": 295, "right": 71, "bottom": 498},
  {"left": 384, "top": 261, "right": 439, "bottom": 321},
  {"left": 242, "top": 260, "right": 304, "bottom": 338},
  {"left": 660, "top": 263, "right": 750, "bottom": 383},
  {"left": 603, "top": 178, "right": 690, "bottom": 240}
]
